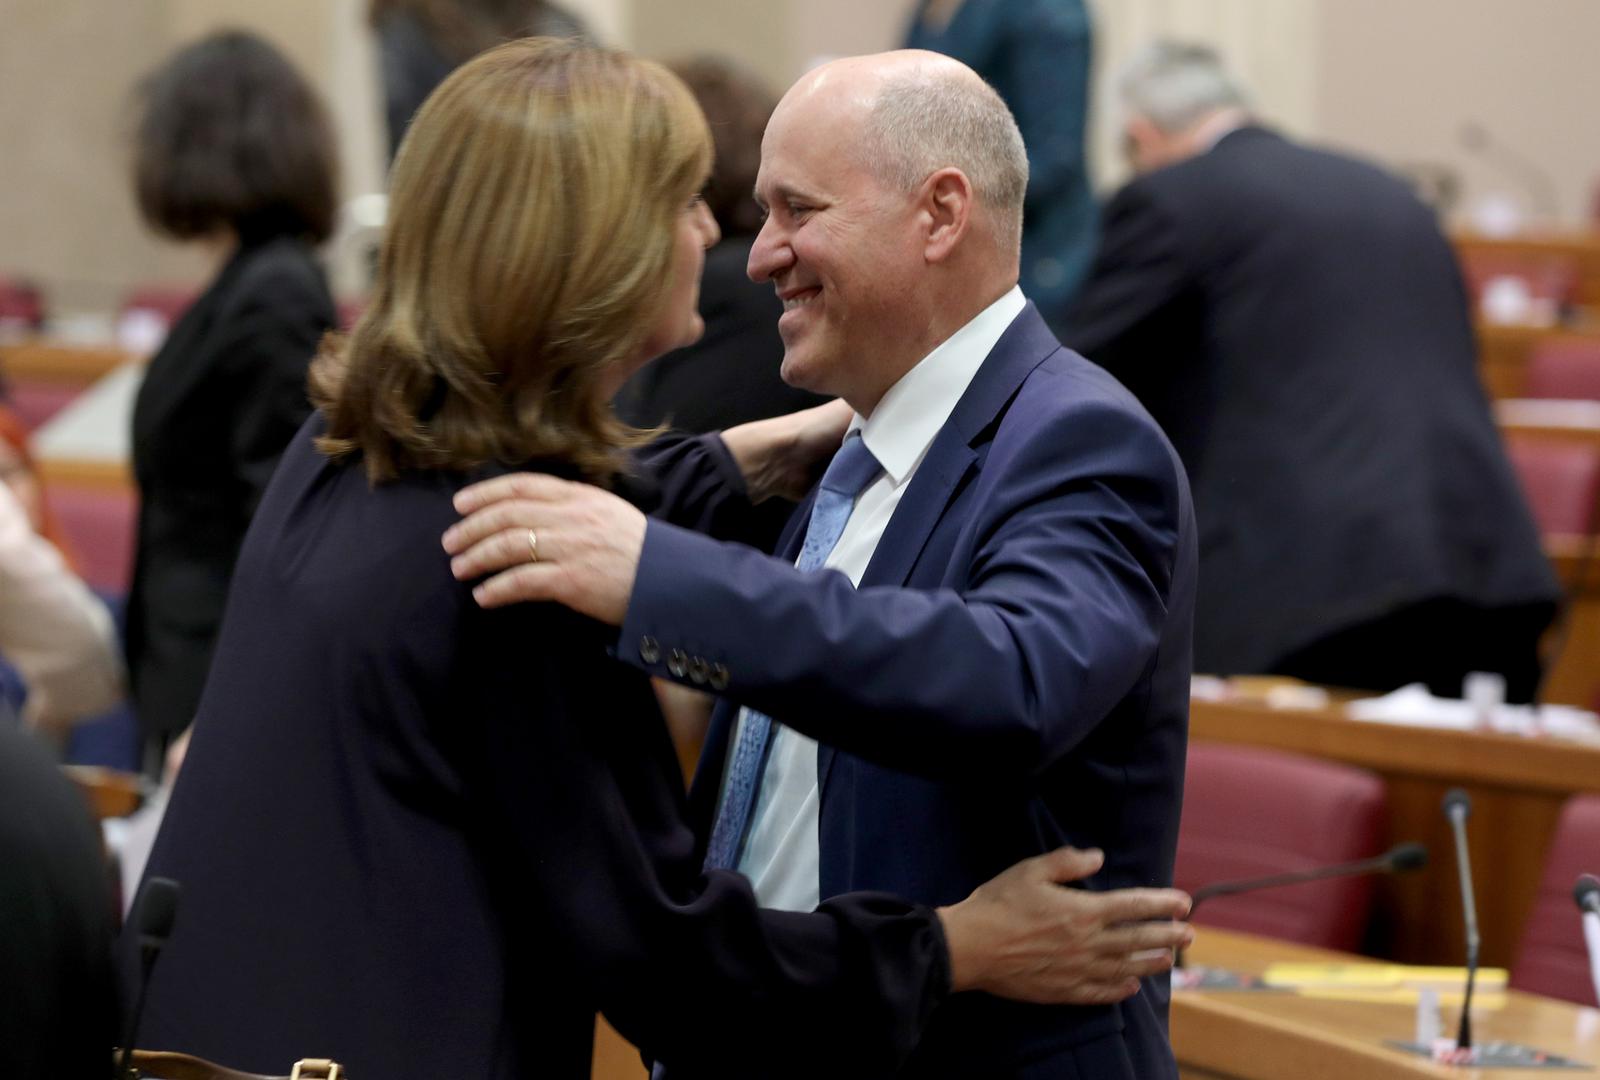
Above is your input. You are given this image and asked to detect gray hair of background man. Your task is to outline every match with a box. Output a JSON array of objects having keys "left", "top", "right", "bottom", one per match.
[
  {"left": 856, "top": 65, "right": 1029, "bottom": 257},
  {"left": 1118, "top": 40, "right": 1251, "bottom": 134}
]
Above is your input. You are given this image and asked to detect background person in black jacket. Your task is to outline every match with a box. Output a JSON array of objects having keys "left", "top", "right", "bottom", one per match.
[
  {"left": 126, "top": 31, "right": 339, "bottom": 767},
  {"left": 1065, "top": 40, "right": 1559, "bottom": 701}
]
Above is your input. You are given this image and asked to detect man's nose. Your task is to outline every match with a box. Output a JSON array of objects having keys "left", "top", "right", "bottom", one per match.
[{"left": 747, "top": 215, "right": 790, "bottom": 283}]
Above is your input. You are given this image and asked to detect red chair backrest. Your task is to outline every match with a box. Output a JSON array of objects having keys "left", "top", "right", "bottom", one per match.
[
  {"left": 1511, "top": 794, "right": 1600, "bottom": 1005},
  {"left": 1503, "top": 434, "right": 1600, "bottom": 536},
  {"left": 0, "top": 276, "right": 45, "bottom": 330},
  {"left": 1176, "top": 742, "right": 1387, "bottom": 951},
  {"left": 1525, "top": 338, "right": 1600, "bottom": 401},
  {"left": 119, "top": 286, "right": 197, "bottom": 328},
  {"left": 46, "top": 485, "right": 137, "bottom": 595}
]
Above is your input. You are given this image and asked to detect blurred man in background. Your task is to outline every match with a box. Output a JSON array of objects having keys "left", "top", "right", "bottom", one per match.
[{"left": 1065, "top": 40, "right": 1559, "bottom": 701}]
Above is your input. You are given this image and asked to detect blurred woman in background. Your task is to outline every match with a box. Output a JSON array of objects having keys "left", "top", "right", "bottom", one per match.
[
  {"left": 126, "top": 31, "right": 338, "bottom": 769},
  {"left": 370, "top": 0, "right": 590, "bottom": 160},
  {"left": 0, "top": 406, "right": 122, "bottom": 734}
]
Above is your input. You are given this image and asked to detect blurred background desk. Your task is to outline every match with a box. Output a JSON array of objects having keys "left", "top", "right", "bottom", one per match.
[
  {"left": 1175, "top": 927, "right": 1600, "bottom": 1080},
  {"left": 1190, "top": 697, "right": 1600, "bottom": 968}
]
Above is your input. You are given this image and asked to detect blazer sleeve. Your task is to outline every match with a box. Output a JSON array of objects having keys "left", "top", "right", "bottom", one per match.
[
  {"left": 0, "top": 484, "right": 123, "bottom": 729},
  {"left": 217, "top": 267, "right": 331, "bottom": 515},
  {"left": 619, "top": 391, "right": 1185, "bottom": 781},
  {"left": 1061, "top": 180, "right": 1193, "bottom": 376},
  {"left": 634, "top": 432, "right": 790, "bottom": 550},
  {"left": 465, "top": 603, "right": 949, "bottom": 1079}
]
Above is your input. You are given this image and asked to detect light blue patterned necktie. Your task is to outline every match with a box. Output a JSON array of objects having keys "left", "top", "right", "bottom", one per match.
[{"left": 703, "top": 430, "right": 883, "bottom": 872}]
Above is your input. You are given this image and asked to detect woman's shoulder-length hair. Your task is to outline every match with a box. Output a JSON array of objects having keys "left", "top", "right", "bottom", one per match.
[
  {"left": 311, "top": 37, "right": 712, "bottom": 485},
  {"left": 133, "top": 30, "right": 338, "bottom": 244}
]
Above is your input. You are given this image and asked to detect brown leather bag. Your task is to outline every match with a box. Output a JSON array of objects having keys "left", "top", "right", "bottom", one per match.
[{"left": 118, "top": 1051, "right": 346, "bottom": 1080}]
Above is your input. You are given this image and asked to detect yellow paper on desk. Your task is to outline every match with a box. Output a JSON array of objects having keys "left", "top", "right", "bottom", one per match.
[{"left": 1262, "top": 963, "right": 1509, "bottom": 991}]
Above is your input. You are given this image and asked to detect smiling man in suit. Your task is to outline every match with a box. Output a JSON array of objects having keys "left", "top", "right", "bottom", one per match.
[{"left": 445, "top": 50, "right": 1196, "bottom": 1079}]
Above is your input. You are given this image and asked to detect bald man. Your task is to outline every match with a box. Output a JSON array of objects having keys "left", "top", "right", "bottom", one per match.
[{"left": 447, "top": 51, "right": 1195, "bottom": 1078}]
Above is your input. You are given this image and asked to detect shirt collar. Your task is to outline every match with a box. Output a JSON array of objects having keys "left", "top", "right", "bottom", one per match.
[{"left": 851, "top": 286, "right": 1026, "bottom": 486}]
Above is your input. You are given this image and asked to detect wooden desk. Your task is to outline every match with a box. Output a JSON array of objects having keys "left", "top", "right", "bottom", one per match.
[
  {"left": 1478, "top": 324, "right": 1600, "bottom": 401},
  {"left": 0, "top": 339, "right": 133, "bottom": 386},
  {"left": 1457, "top": 231, "right": 1600, "bottom": 313},
  {"left": 1190, "top": 698, "right": 1600, "bottom": 968},
  {"left": 1176, "top": 927, "right": 1600, "bottom": 1079},
  {"left": 1545, "top": 536, "right": 1600, "bottom": 709}
]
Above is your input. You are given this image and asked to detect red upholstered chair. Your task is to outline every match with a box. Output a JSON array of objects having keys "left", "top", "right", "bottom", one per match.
[
  {"left": 1525, "top": 338, "right": 1600, "bottom": 401},
  {"left": 119, "top": 286, "right": 196, "bottom": 328},
  {"left": 47, "top": 485, "right": 137, "bottom": 596},
  {"left": 1175, "top": 742, "right": 1387, "bottom": 951},
  {"left": 1502, "top": 434, "right": 1600, "bottom": 536},
  {"left": 6, "top": 380, "right": 82, "bottom": 430},
  {"left": 0, "top": 276, "right": 45, "bottom": 332},
  {"left": 1511, "top": 794, "right": 1600, "bottom": 1005}
]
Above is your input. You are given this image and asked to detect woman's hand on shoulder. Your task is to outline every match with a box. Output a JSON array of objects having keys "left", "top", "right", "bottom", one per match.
[
  {"left": 720, "top": 398, "right": 853, "bottom": 504},
  {"left": 443, "top": 473, "right": 646, "bottom": 626}
]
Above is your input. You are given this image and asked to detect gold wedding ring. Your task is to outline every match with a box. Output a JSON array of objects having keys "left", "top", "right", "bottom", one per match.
[{"left": 527, "top": 528, "right": 539, "bottom": 564}]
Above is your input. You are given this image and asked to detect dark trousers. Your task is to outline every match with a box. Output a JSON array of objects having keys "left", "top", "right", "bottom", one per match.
[{"left": 1270, "top": 598, "right": 1555, "bottom": 705}]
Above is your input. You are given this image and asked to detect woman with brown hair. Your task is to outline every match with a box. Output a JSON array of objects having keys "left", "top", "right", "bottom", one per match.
[
  {"left": 126, "top": 30, "right": 338, "bottom": 768},
  {"left": 130, "top": 38, "right": 1172, "bottom": 1080}
]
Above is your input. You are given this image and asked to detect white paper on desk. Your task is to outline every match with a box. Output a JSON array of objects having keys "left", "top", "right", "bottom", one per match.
[
  {"left": 103, "top": 784, "right": 168, "bottom": 918},
  {"left": 1345, "top": 684, "right": 1600, "bottom": 741}
]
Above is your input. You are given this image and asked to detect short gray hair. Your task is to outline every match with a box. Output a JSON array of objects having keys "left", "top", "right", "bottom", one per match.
[
  {"left": 857, "top": 66, "right": 1029, "bottom": 254},
  {"left": 1118, "top": 40, "right": 1250, "bottom": 134}
]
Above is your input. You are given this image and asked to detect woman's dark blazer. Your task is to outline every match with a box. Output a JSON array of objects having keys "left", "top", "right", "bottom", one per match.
[
  {"left": 129, "top": 417, "right": 948, "bottom": 1079},
  {"left": 126, "top": 236, "right": 335, "bottom": 749}
]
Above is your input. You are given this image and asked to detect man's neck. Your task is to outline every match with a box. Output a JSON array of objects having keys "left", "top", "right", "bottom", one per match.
[
  {"left": 1185, "top": 108, "right": 1252, "bottom": 156},
  {"left": 853, "top": 275, "right": 1018, "bottom": 418}
]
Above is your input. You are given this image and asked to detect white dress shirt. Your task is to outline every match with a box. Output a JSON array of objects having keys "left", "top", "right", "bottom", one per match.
[{"left": 727, "top": 286, "right": 1028, "bottom": 911}]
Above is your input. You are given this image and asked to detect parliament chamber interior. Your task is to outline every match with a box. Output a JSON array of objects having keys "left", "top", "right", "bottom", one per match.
[{"left": 3, "top": 1, "right": 1599, "bottom": 1077}]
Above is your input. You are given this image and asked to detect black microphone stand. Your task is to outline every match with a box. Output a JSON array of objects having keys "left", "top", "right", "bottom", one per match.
[{"left": 1443, "top": 790, "right": 1480, "bottom": 1054}]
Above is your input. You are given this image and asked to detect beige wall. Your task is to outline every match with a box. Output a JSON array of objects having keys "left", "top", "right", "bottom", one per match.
[
  {"left": 1314, "top": 0, "right": 1600, "bottom": 229},
  {"left": 5, "top": 0, "right": 1599, "bottom": 317}
]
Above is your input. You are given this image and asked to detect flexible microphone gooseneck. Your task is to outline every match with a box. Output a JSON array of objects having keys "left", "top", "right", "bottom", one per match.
[
  {"left": 1576, "top": 874, "right": 1600, "bottom": 1008},
  {"left": 1188, "top": 842, "right": 1429, "bottom": 913},
  {"left": 116, "top": 877, "right": 181, "bottom": 1080},
  {"left": 1176, "top": 842, "right": 1428, "bottom": 968},
  {"left": 1442, "top": 790, "right": 1480, "bottom": 1053}
]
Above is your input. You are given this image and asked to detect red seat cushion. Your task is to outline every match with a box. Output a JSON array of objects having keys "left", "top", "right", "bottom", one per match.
[
  {"left": 47, "top": 485, "right": 137, "bottom": 595},
  {"left": 1525, "top": 339, "right": 1600, "bottom": 401},
  {"left": 1511, "top": 794, "right": 1600, "bottom": 1005},
  {"left": 1503, "top": 434, "right": 1600, "bottom": 535},
  {"left": 1176, "top": 742, "right": 1387, "bottom": 951}
]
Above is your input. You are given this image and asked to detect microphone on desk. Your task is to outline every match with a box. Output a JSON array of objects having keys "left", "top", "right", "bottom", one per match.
[
  {"left": 1460, "top": 121, "right": 1562, "bottom": 223},
  {"left": 1177, "top": 842, "right": 1428, "bottom": 967},
  {"left": 115, "top": 876, "right": 181, "bottom": 1080},
  {"left": 1443, "top": 789, "right": 1480, "bottom": 1053},
  {"left": 1577, "top": 874, "right": 1600, "bottom": 1007}
]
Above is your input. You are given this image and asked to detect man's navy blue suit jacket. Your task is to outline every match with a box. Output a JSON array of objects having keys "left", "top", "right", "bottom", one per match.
[{"left": 625, "top": 303, "right": 1197, "bottom": 1078}]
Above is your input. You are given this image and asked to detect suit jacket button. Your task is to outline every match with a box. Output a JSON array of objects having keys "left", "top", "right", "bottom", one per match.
[
  {"left": 639, "top": 636, "right": 661, "bottom": 665},
  {"left": 688, "top": 656, "right": 709, "bottom": 685},
  {"left": 708, "top": 663, "right": 730, "bottom": 691},
  {"left": 667, "top": 649, "right": 689, "bottom": 678}
]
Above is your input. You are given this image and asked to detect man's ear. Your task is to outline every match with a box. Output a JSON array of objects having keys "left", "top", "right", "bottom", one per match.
[{"left": 921, "top": 167, "right": 974, "bottom": 263}]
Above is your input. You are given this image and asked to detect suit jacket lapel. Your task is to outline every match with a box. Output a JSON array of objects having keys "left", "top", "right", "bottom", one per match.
[{"left": 818, "top": 302, "right": 1063, "bottom": 789}]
